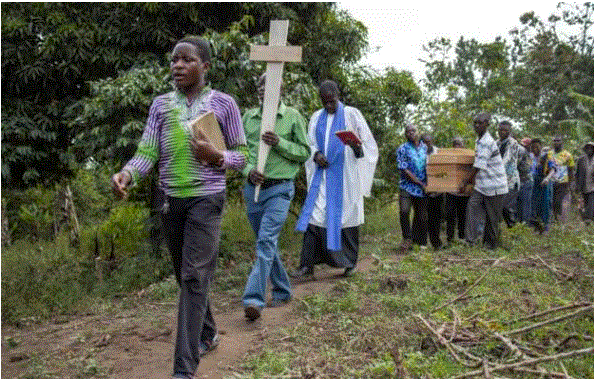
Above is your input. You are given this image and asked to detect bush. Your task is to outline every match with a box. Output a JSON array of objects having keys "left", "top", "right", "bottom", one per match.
[
  {"left": 95, "top": 253, "right": 172, "bottom": 297},
  {"left": 91, "top": 202, "right": 150, "bottom": 260},
  {"left": 68, "top": 164, "right": 114, "bottom": 225},
  {"left": 218, "top": 198, "right": 255, "bottom": 264},
  {"left": 6, "top": 185, "right": 56, "bottom": 242},
  {"left": 3, "top": 165, "right": 119, "bottom": 243},
  {"left": 1, "top": 235, "right": 94, "bottom": 324},
  {"left": 1, "top": 229, "right": 173, "bottom": 326}
]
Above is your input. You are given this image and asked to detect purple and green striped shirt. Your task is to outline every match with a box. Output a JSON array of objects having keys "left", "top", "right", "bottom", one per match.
[{"left": 124, "top": 88, "right": 247, "bottom": 198}]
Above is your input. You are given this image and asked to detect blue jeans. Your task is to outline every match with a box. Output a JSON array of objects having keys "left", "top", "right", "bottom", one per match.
[{"left": 242, "top": 180, "right": 294, "bottom": 309}]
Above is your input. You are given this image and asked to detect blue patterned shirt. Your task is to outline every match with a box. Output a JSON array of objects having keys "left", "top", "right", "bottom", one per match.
[{"left": 397, "top": 141, "right": 427, "bottom": 197}]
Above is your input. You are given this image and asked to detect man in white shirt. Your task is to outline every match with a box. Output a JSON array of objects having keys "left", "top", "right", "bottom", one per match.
[{"left": 459, "top": 113, "right": 509, "bottom": 250}]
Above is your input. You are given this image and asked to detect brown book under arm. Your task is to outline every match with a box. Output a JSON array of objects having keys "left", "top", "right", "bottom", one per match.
[{"left": 189, "top": 111, "right": 227, "bottom": 151}]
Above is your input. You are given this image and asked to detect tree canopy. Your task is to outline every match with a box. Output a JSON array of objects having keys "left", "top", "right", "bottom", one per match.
[
  {"left": 2, "top": 2, "right": 395, "bottom": 190},
  {"left": 418, "top": 2, "right": 594, "bottom": 148},
  {"left": 3, "top": 2, "right": 593, "bottom": 193}
]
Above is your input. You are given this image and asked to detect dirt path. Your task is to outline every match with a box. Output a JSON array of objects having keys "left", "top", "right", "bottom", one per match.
[{"left": 2, "top": 254, "right": 384, "bottom": 379}]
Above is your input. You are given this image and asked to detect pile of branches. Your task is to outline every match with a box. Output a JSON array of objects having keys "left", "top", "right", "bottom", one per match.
[{"left": 413, "top": 257, "right": 594, "bottom": 378}]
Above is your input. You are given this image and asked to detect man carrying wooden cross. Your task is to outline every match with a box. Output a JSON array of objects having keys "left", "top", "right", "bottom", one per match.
[
  {"left": 241, "top": 20, "right": 307, "bottom": 321},
  {"left": 241, "top": 73, "right": 310, "bottom": 321}
]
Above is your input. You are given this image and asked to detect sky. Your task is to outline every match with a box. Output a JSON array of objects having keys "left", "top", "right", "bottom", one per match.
[{"left": 337, "top": 1, "right": 567, "bottom": 82}]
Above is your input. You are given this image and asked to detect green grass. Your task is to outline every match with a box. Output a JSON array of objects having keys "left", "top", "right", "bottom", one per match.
[
  {"left": 3, "top": 196, "right": 594, "bottom": 378},
  {"left": 1, "top": 224, "right": 171, "bottom": 325},
  {"left": 239, "top": 349, "right": 294, "bottom": 378},
  {"left": 228, "top": 215, "right": 594, "bottom": 379},
  {"left": 1, "top": 199, "right": 302, "bottom": 326}
]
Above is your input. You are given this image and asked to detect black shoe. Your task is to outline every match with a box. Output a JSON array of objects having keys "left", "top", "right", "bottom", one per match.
[
  {"left": 199, "top": 333, "right": 220, "bottom": 357},
  {"left": 343, "top": 266, "right": 357, "bottom": 277},
  {"left": 290, "top": 266, "right": 314, "bottom": 281},
  {"left": 244, "top": 305, "right": 262, "bottom": 321}
]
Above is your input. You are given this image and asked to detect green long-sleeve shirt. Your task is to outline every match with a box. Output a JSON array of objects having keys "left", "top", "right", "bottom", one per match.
[{"left": 241, "top": 102, "right": 311, "bottom": 179}]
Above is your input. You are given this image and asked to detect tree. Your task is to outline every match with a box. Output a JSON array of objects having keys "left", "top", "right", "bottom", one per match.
[
  {"left": 343, "top": 67, "right": 422, "bottom": 182},
  {"left": 418, "top": 3, "right": 594, "bottom": 138},
  {"left": 559, "top": 90, "right": 594, "bottom": 142},
  {"left": 67, "top": 16, "right": 321, "bottom": 169},
  {"left": 2, "top": 2, "right": 363, "bottom": 189},
  {"left": 1, "top": 2, "right": 250, "bottom": 188},
  {"left": 509, "top": 3, "right": 594, "bottom": 133}
]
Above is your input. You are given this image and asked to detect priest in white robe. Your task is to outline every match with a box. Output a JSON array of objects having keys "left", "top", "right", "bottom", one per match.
[{"left": 292, "top": 80, "right": 378, "bottom": 280}]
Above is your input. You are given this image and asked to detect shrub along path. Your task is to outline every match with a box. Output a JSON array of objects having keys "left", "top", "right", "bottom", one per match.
[{"left": 1, "top": 248, "right": 383, "bottom": 379}]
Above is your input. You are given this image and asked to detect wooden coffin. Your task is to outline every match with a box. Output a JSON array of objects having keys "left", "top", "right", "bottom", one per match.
[{"left": 426, "top": 148, "right": 475, "bottom": 193}]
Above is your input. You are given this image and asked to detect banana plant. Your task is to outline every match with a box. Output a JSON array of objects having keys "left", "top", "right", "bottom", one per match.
[{"left": 558, "top": 91, "right": 594, "bottom": 143}]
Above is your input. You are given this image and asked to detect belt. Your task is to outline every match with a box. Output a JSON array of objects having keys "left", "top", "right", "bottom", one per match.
[{"left": 260, "top": 178, "right": 291, "bottom": 189}]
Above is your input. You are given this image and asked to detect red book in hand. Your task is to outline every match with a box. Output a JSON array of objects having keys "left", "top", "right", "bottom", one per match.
[{"left": 335, "top": 130, "right": 361, "bottom": 145}]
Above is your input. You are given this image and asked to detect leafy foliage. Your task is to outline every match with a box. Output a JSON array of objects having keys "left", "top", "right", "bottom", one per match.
[
  {"left": 419, "top": 3, "right": 594, "bottom": 137},
  {"left": 1, "top": 2, "right": 374, "bottom": 189},
  {"left": 68, "top": 65, "right": 172, "bottom": 164},
  {"left": 559, "top": 91, "right": 594, "bottom": 143},
  {"left": 14, "top": 186, "right": 56, "bottom": 241},
  {"left": 346, "top": 67, "right": 422, "bottom": 181},
  {"left": 2, "top": 2, "right": 211, "bottom": 187},
  {"left": 95, "top": 202, "right": 150, "bottom": 259}
]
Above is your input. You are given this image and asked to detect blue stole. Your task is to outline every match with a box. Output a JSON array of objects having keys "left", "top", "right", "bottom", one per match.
[{"left": 296, "top": 102, "right": 345, "bottom": 251}]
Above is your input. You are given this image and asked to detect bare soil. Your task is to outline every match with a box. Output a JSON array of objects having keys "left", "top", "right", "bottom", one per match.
[{"left": 2, "top": 254, "right": 382, "bottom": 379}]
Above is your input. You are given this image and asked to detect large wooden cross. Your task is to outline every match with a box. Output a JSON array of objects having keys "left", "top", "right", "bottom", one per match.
[{"left": 249, "top": 20, "right": 302, "bottom": 201}]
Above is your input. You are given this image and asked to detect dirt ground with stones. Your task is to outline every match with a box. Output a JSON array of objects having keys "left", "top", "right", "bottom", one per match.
[{"left": 2, "top": 254, "right": 378, "bottom": 379}]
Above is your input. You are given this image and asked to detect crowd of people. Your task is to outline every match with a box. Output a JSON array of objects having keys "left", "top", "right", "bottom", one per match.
[
  {"left": 396, "top": 113, "right": 594, "bottom": 253},
  {"left": 109, "top": 36, "right": 594, "bottom": 379},
  {"left": 110, "top": 36, "right": 378, "bottom": 379}
]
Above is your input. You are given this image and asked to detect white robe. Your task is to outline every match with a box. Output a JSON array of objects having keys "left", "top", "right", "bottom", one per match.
[{"left": 305, "top": 106, "right": 379, "bottom": 228}]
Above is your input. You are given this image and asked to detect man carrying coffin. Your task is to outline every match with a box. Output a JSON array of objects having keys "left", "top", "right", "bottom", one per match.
[
  {"left": 292, "top": 80, "right": 378, "bottom": 281},
  {"left": 459, "top": 113, "right": 508, "bottom": 250}
]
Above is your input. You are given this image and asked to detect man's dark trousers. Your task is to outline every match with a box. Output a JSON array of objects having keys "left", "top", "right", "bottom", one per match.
[
  {"left": 399, "top": 189, "right": 428, "bottom": 246},
  {"left": 465, "top": 190, "right": 504, "bottom": 250},
  {"left": 162, "top": 192, "right": 224, "bottom": 377},
  {"left": 427, "top": 193, "right": 443, "bottom": 249}
]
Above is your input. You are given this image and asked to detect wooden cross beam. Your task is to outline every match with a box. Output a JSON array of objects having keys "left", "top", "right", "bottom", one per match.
[{"left": 249, "top": 19, "right": 302, "bottom": 202}]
